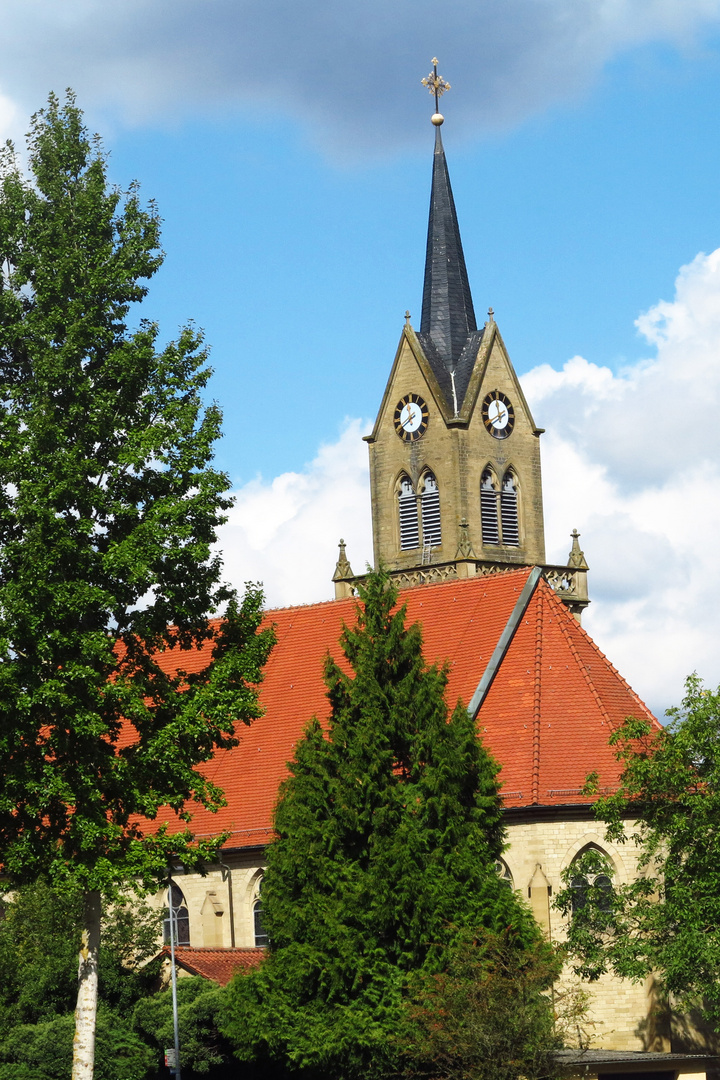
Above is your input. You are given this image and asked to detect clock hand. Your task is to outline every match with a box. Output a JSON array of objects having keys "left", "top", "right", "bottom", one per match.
[{"left": 402, "top": 405, "right": 417, "bottom": 429}]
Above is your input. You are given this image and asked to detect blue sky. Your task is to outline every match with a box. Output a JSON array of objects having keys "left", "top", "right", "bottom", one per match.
[
  {"left": 4, "top": 1, "right": 720, "bottom": 715},
  {"left": 103, "top": 35, "right": 720, "bottom": 484}
]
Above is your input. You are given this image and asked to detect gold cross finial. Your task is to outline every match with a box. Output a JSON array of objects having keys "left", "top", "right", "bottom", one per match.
[{"left": 421, "top": 58, "right": 450, "bottom": 125}]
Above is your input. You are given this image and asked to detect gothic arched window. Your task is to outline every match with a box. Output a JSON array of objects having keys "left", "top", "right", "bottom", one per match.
[
  {"left": 569, "top": 847, "right": 614, "bottom": 915},
  {"left": 481, "top": 468, "right": 499, "bottom": 545},
  {"left": 398, "top": 475, "right": 419, "bottom": 550},
  {"left": 164, "top": 883, "right": 190, "bottom": 946},
  {"left": 495, "top": 859, "right": 513, "bottom": 890},
  {"left": 501, "top": 471, "right": 520, "bottom": 547},
  {"left": 420, "top": 472, "right": 441, "bottom": 548},
  {"left": 253, "top": 880, "right": 268, "bottom": 948}
]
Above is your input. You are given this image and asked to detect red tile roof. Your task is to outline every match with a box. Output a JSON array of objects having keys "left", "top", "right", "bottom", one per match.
[
  {"left": 167, "top": 946, "right": 264, "bottom": 985},
  {"left": 150, "top": 568, "right": 657, "bottom": 845}
]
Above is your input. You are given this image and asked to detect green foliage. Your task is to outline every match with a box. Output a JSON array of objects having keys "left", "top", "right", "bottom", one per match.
[
  {"left": 395, "top": 928, "right": 562, "bottom": 1080},
  {"left": 0, "top": 1008, "right": 154, "bottom": 1080},
  {"left": 221, "top": 571, "right": 544, "bottom": 1080},
  {"left": 0, "top": 90, "right": 274, "bottom": 897},
  {"left": 0, "top": 1010, "right": 153, "bottom": 1080},
  {"left": 133, "top": 976, "right": 234, "bottom": 1076},
  {"left": 0, "top": 878, "right": 162, "bottom": 1034},
  {"left": 555, "top": 674, "right": 720, "bottom": 1022},
  {"left": 0, "top": 880, "right": 240, "bottom": 1077}
]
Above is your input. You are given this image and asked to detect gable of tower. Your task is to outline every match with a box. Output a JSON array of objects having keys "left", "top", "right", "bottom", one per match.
[{"left": 458, "top": 319, "right": 540, "bottom": 431}]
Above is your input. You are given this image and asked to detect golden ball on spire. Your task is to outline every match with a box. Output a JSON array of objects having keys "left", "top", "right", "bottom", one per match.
[{"left": 431, "top": 112, "right": 444, "bottom": 126}]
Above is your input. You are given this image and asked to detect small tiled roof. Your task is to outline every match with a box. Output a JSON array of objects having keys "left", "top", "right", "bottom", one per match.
[
  {"left": 167, "top": 946, "right": 264, "bottom": 985},
  {"left": 149, "top": 568, "right": 657, "bottom": 846}
]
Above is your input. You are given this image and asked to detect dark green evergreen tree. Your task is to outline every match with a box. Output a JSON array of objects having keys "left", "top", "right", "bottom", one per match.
[{"left": 221, "top": 571, "right": 544, "bottom": 1080}]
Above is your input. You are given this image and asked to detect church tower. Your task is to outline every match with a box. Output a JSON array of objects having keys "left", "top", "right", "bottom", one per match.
[{"left": 336, "top": 64, "right": 588, "bottom": 618}]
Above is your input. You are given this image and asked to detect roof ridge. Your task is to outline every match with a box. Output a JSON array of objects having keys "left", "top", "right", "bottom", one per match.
[
  {"left": 264, "top": 566, "right": 536, "bottom": 619},
  {"left": 550, "top": 586, "right": 617, "bottom": 734},
  {"left": 176, "top": 946, "right": 261, "bottom": 953},
  {"left": 540, "top": 581, "right": 657, "bottom": 726},
  {"left": 264, "top": 595, "right": 355, "bottom": 617}
]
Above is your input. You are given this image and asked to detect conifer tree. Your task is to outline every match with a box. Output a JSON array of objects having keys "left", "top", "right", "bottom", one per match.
[
  {"left": 221, "top": 571, "right": 543, "bottom": 1080},
  {"left": 0, "top": 93, "right": 274, "bottom": 1078}
]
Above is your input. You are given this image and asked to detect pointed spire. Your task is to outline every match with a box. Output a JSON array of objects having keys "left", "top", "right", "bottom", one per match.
[
  {"left": 420, "top": 123, "right": 477, "bottom": 365},
  {"left": 567, "top": 529, "right": 589, "bottom": 570},
  {"left": 332, "top": 539, "right": 356, "bottom": 600},
  {"left": 332, "top": 539, "right": 354, "bottom": 582}
]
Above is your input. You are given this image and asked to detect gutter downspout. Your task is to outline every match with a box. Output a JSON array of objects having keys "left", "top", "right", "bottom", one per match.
[{"left": 218, "top": 859, "right": 236, "bottom": 948}]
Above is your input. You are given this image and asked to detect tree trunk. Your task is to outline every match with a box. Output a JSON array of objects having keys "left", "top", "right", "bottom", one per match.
[{"left": 72, "top": 889, "right": 101, "bottom": 1080}]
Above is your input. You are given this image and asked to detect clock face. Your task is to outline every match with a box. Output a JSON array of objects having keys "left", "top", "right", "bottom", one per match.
[
  {"left": 394, "top": 394, "right": 429, "bottom": 442},
  {"left": 481, "top": 391, "right": 514, "bottom": 439}
]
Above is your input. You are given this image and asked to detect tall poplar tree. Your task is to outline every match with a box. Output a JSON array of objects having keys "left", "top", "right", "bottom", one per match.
[
  {"left": 0, "top": 93, "right": 274, "bottom": 1079},
  {"left": 221, "top": 571, "right": 543, "bottom": 1080}
]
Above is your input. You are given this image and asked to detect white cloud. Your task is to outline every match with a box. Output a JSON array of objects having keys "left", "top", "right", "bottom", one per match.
[
  {"left": 218, "top": 418, "right": 373, "bottom": 609},
  {"left": 220, "top": 249, "right": 720, "bottom": 720},
  {"left": 0, "top": 0, "right": 720, "bottom": 151},
  {"left": 530, "top": 247, "right": 720, "bottom": 717}
]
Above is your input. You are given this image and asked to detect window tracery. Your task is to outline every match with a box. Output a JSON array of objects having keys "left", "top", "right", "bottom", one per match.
[
  {"left": 495, "top": 858, "right": 513, "bottom": 890},
  {"left": 164, "top": 883, "right": 190, "bottom": 946},
  {"left": 569, "top": 846, "right": 614, "bottom": 915},
  {"left": 253, "top": 879, "right": 268, "bottom": 948}
]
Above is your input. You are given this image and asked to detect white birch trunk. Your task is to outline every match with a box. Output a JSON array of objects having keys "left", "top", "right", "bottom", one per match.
[{"left": 72, "top": 889, "right": 101, "bottom": 1080}]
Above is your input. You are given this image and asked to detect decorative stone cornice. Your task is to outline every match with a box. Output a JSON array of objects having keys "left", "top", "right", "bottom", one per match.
[{"left": 333, "top": 555, "right": 590, "bottom": 620}]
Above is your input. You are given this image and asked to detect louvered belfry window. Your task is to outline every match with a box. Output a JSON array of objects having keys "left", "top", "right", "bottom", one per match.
[
  {"left": 398, "top": 476, "right": 419, "bottom": 550},
  {"left": 501, "top": 472, "right": 520, "bottom": 546},
  {"left": 481, "top": 468, "right": 500, "bottom": 545},
  {"left": 421, "top": 472, "right": 442, "bottom": 547}
]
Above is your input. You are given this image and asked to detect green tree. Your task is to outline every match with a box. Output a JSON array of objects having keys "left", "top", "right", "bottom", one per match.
[
  {"left": 0, "top": 92, "right": 274, "bottom": 1078},
  {"left": 0, "top": 879, "right": 162, "bottom": 1035},
  {"left": 221, "top": 571, "right": 545, "bottom": 1080},
  {"left": 133, "top": 976, "right": 234, "bottom": 1077},
  {"left": 555, "top": 674, "right": 720, "bottom": 1024},
  {"left": 0, "top": 1009, "right": 154, "bottom": 1080},
  {"left": 0, "top": 880, "right": 162, "bottom": 1078},
  {"left": 396, "top": 927, "right": 561, "bottom": 1080}
]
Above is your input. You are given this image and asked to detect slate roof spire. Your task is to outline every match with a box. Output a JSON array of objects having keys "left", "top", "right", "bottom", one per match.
[
  {"left": 417, "top": 61, "right": 478, "bottom": 381},
  {"left": 420, "top": 122, "right": 477, "bottom": 364}
]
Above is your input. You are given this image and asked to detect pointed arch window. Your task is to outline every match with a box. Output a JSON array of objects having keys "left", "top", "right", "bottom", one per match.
[
  {"left": 164, "top": 883, "right": 190, "bottom": 946},
  {"left": 569, "top": 847, "right": 614, "bottom": 916},
  {"left": 481, "top": 468, "right": 500, "bottom": 545},
  {"left": 398, "top": 475, "right": 420, "bottom": 550},
  {"left": 420, "top": 472, "right": 441, "bottom": 548},
  {"left": 253, "top": 880, "right": 268, "bottom": 948},
  {"left": 500, "top": 471, "right": 519, "bottom": 547},
  {"left": 495, "top": 859, "right": 513, "bottom": 890}
]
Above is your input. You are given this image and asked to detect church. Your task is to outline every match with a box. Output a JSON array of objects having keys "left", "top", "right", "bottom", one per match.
[{"left": 153, "top": 81, "right": 710, "bottom": 1069}]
